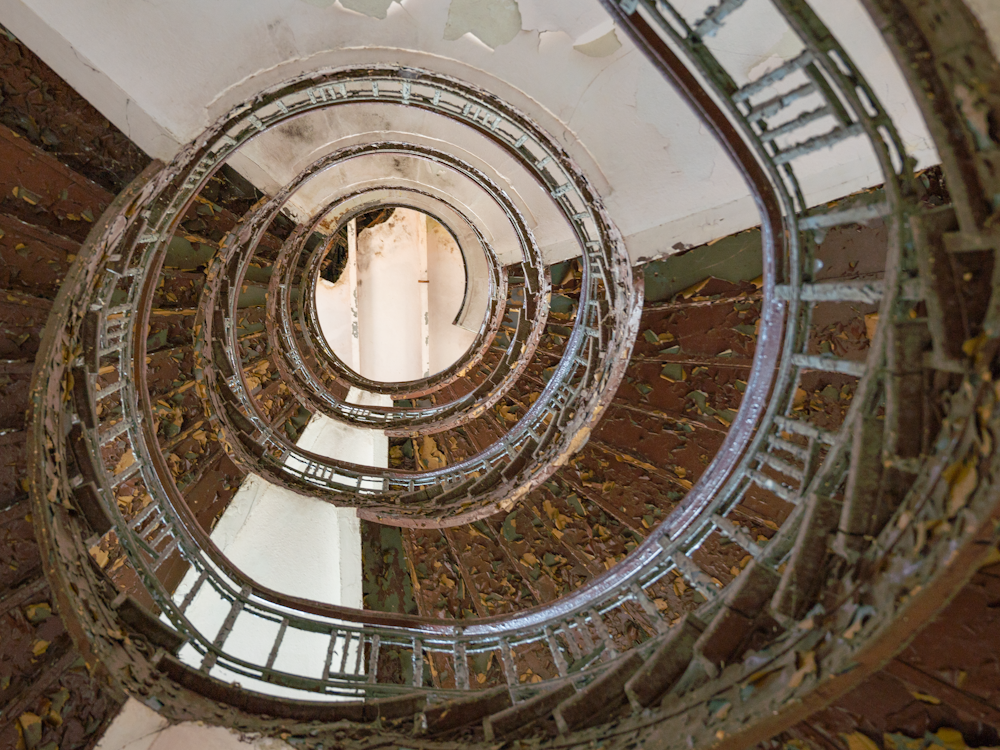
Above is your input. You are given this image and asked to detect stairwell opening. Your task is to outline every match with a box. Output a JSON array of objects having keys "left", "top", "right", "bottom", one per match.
[{"left": 315, "top": 206, "right": 481, "bottom": 383}]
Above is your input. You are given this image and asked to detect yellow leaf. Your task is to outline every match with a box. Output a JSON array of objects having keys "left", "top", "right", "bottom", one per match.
[
  {"left": 89, "top": 544, "right": 109, "bottom": 568},
  {"left": 864, "top": 313, "right": 878, "bottom": 341},
  {"left": 31, "top": 639, "right": 49, "bottom": 656},
  {"left": 542, "top": 499, "right": 558, "bottom": 521},
  {"left": 945, "top": 458, "right": 977, "bottom": 517},
  {"left": 931, "top": 728, "right": 968, "bottom": 750},
  {"left": 843, "top": 733, "right": 881, "bottom": 750},
  {"left": 114, "top": 449, "right": 135, "bottom": 475},
  {"left": 979, "top": 545, "right": 1000, "bottom": 570},
  {"left": 911, "top": 691, "right": 941, "bottom": 704},
  {"left": 521, "top": 553, "right": 538, "bottom": 566}
]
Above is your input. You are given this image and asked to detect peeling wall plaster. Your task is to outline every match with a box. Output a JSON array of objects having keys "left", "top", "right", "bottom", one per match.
[
  {"left": 444, "top": 0, "right": 522, "bottom": 50},
  {"left": 340, "top": 0, "right": 398, "bottom": 20},
  {"left": 574, "top": 26, "right": 621, "bottom": 58}
]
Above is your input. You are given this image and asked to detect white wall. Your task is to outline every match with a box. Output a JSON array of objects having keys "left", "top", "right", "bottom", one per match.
[
  {"left": 165, "top": 388, "right": 388, "bottom": 699},
  {"left": 321, "top": 208, "right": 476, "bottom": 382},
  {"left": 427, "top": 214, "right": 477, "bottom": 371}
]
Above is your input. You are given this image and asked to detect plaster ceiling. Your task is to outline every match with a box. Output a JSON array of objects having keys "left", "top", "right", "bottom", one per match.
[{"left": 1, "top": 0, "right": 944, "bottom": 262}]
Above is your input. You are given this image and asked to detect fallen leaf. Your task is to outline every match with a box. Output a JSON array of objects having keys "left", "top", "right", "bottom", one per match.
[
  {"left": 843, "top": 732, "right": 881, "bottom": 750},
  {"left": 911, "top": 691, "right": 941, "bottom": 705},
  {"left": 945, "top": 458, "right": 978, "bottom": 517},
  {"left": 25, "top": 603, "right": 51, "bottom": 623},
  {"left": 864, "top": 313, "right": 879, "bottom": 341}
]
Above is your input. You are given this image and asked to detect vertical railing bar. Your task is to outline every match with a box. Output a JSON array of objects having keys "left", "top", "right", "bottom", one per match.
[
  {"left": 412, "top": 637, "right": 423, "bottom": 688},
  {"left": 323, "top": 629, "right": 338, "bottom": 679},
  {"left": 177, "top": 569, "right": 208, "bottom": 614},
  {"left": 265, "top": 618, "right": 288, "bottom": 670},
  {"left": 545, "top": 627, "right": 569, "bottom": 678},
  {"left": 367, "top": 633, "right": 381, "bottom": 684},
  {"left": 454, "top": 640, "right": 470, "bottom": 690},
  {"left": 339, "top": 631, "right": 353, "bottom": 674},
  {"left": 499, "top": 639, "right": 518, "bottom": 691},
  {"left": 353, "top": 631, "right": 365, "bottom": 675}
]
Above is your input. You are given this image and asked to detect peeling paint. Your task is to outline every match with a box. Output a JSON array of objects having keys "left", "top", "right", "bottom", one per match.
[
  {"left": 444, "top": 0, "right": 522, "bottom": 50},
  {"left": 574, "top": 26, "right": 621, "bottom": 58},
  {"left": 339, "top": 0, "right": 397, "bottom": 20}
]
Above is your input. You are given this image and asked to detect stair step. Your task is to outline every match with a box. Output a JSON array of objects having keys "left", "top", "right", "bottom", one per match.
[
  {"left": 483, "top": 683, "right": 575, "bottom": 740},
  {"left": 421, "top": 686, "right": 511, "bottom": 734},
  {"left": 770, "top": 491, "right": 843, "bottom": 621},
  {"left": 833, "top": 415, "right": 885, "bottom": 558},
  {"left": 554, "top": 651, "right": 643, "bottom": 732},
  {"left": 0, "top": 212, "right": 78, "bottom": 299},
  {"left": 694, "top": 560, "right": 781, "bottom": 668},
  {"left": 625, "top": 614, "right": 704, "bottom": 709},
  {"left": 111, "top": 591, "right": 186, "bottom": 654},
  {"left": 0, "top": 124, "right": 112, "bottom": 242},
  {"left": 0, "top": 575, "right": 49, "bottom": 618}
]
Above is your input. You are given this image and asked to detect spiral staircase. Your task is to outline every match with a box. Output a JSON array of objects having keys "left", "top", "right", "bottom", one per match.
[{"left": 1, "top": 0, "right": 1000, "bottom": 748}]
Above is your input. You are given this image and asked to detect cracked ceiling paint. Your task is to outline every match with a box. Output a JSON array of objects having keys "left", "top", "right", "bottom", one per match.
[
  {"left": 341, "top": 0, "right": 398, "bottom": 19},
  {"left": 574, "top": 26, "right": 621, "bottom": 58}
]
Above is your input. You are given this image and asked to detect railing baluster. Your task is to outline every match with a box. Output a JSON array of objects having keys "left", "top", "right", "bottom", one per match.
[
  {"left": 562, "top": 624, "right": 582, "bottom": 662},
  {"left": 733, "top": 51, "right": 814, "bottom": 103},
  {"left": 177, "top": 569, "right": 208, "bottom": 614},
  {"left": 323, "top": 629, "right": 338, "bottom": 678},
  {"left": 412, "top": 637, "right": 423, "bottom": 688},
  {"left": 587, "top": 609, "right": 618, "bottom": 658},
  {"left": 339, "top": 632, "right": 353, "bottom": 675},
  {"left": 367, "top": 633, "right": 380, "bottom": 684},
  {"left": 353, "top": 632, "right": 365, "bottom": 675},
  {"left": 545, "top": 627, "right": 569, "bottom": 677},
  {"left": 760, "top": 452, "right": 805, "bottom": 483},
  {"left": 748, "top": 469, "right": 799, "bottom": 504},
  {"left": 499, "top": 638, "right": 518, "bottom": 688},
  {"left": 201, "top": 586, "right": 249, "bottom": 671},
  {"left": 710, "top": 514, "right": 763, "bottom": 558},
  {"left": 629, "top": 583, "right": 668, "bottom": 633},
  {"left": 453, "top": 640, "right": 470, "bottom": 690},
  {"left": 574, "top": 615, "right": 595, "bottom": 654},
  {"left": 266, "top": 618, "right": 288, "bottom": 670},
  {"left": 669, "top": 551, "right": 720, "bottom": 601},
  {"left": 774, "top": 416, "right": 835, "bottom": 445}
]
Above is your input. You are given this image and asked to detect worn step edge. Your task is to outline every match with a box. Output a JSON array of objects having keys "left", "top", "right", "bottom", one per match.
[
  {"left": 625, "top": 614, "right": 705, "bottom": 710},
  {"left": 483, "top": 682, "right": 575, "bottom": 740},
  {"left": 420, "top": 686, "right": 511, "bottom": 734},
  {"left": 554, "top": 651, "right": 644, "bottom": 732}
]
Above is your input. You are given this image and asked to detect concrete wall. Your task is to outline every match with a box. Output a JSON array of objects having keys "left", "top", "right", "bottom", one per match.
[{"left": 319, "top": 208, "right": 476, "bottom": 381}]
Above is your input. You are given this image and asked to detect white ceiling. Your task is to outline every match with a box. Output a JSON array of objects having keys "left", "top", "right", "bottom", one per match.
[{"left": 1, "top": 0, "right": 951, "bottom": 262}]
